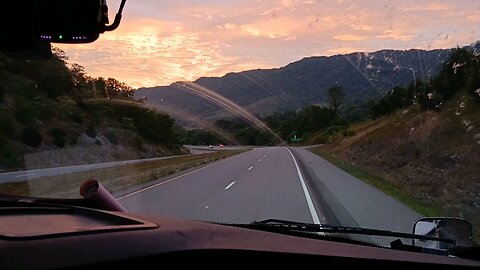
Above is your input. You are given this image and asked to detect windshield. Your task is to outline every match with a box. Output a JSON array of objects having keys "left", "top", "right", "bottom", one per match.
[{"left": 0, "top": 0, "right": 479, "bottom": 247}]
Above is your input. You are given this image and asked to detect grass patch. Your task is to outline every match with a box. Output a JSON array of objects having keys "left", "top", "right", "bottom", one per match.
[
  {"left": 0, "top": 150, "right": 247, "bottom": 199},
  {"left": 310, "top": 147, "right": 443, "bottom": 217}
]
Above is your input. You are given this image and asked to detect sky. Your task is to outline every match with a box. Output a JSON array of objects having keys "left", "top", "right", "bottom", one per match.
[{"left": 59, "top": 0, "right": 480, "bottom": 88}]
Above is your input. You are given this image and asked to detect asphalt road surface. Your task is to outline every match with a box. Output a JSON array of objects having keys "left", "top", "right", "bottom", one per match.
[{"left": 119, "top": 147, "right": 421, "bottom": 234}]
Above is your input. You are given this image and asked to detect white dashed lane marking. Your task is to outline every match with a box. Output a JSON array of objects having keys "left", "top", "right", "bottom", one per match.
[{"left": 224, "top": 181, "right": 236, "bottom": 190}]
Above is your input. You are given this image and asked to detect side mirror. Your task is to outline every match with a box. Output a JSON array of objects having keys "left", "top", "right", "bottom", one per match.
[{"left": 413, "top": 217, "right": 474, "bottom": 249}]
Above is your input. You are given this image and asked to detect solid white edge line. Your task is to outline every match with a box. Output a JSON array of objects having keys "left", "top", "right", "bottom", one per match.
[
  {"left": 224, "top": 181, "right": 236, "bottom": 190},
  {"left": 117, "top": 159, "right": 226, "bottom": 200},
  {"left": 286, "top": 148, "right": 321, "bottom": 225}
]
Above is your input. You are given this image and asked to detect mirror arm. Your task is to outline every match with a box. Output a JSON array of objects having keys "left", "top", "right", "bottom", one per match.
[{"left": 104, "top": 0, "right": 127, "bottom": 32}]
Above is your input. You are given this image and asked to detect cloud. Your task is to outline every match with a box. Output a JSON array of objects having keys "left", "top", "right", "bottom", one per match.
[
  {"left": 59, "top": 0, "right": 480, "bottom": 88},
  {"left": 324, "top": 47, "right": 366, "bottom": 56},
  {"left": 378, "top": 30, "right": 415, "bottom": 42},
  {"left": 398, "top": 3, "right": 451, "bottom": 12},
  {"left": 219, "top": 17, "right": 300, "bottom": 40},
  {"left": 333, "top": 34, "right": 369, "bottom": 41},
  {"left": 59, "top": 19, "right": 269, "bottom": 88}
]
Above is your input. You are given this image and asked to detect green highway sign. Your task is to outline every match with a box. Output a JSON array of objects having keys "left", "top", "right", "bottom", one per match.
[{"left": 291, "top": 134, "right": 302, "bottom": 143}]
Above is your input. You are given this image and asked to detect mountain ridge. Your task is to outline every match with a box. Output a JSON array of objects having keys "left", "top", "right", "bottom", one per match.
[{"left": 136, "top": 43, "right": 479, "bottom": 128}]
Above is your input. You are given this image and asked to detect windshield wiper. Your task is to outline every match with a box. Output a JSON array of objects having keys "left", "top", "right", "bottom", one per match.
[{"left": 232, "top": 219, "right": 455, "bottom": 245}]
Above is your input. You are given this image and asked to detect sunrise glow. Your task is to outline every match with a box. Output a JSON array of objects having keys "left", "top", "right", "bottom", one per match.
[{"left": 59, "top": 0, "right": 480, "bottom": 88}]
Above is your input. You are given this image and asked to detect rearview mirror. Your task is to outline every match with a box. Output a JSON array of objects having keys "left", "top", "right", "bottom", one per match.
[
  {"left": 33, "top": 0, "right": 105, "bottom": 43},
  {"left": 413, "top": 217, "right": 473, "bottom": 249},
  {"left": 1, "top": 0, "right": 126, "bottom": 59},
  {"left": 33, "top": 0, "right": 126, "bottom": 44}
]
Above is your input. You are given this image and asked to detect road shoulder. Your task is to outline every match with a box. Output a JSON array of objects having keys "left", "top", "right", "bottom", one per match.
[{"left": 291, "top": 147, "right": 421, "bottom": 233}]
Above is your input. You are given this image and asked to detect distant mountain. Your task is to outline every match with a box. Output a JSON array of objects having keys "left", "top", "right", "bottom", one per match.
[{"left": 136, "top": 46, "right": 464, "bottom": 128}]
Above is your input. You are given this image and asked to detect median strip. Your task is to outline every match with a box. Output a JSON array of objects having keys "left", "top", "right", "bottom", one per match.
[{"left": 0, "top": 150, "right": 247, "bottom": 199}]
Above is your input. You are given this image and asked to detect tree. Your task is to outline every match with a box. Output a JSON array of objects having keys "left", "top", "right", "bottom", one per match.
[
  {"left": 93, "top": 77, "right": 108, "bottom": 98},
  {"left": 70, "top": 63, "right": 87, "bottom": 88},
  {"left": 328, "top": 86, "right": 345, "bottom": 115},
  {"left": 106, "top": 78, "right": 134, "bottom": 98},
  {"left": 51, "top": 47, "right": 69, "bottom": 62}
]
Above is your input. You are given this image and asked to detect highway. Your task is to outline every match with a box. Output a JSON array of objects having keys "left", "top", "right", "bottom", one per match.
[{"left": 119, "top": 147, "right": 421, "bottom": 233}]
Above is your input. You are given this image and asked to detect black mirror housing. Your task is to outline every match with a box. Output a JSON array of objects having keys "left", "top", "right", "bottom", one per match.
[
  {"left": 33, "top": 0, "right": 105, "bottom": 44},
  {"left": 0, "top": 0, "right": 125, "bottom": 59}
]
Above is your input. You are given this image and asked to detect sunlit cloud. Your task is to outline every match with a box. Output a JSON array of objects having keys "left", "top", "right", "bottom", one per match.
[
  {"left": 378, "top": 30, "right": 415, "bottom": 42},
  {"left": 59, "top": 0, "right": 480, "bottom": 88},
  {"left": 333, "top": 34, "right": 370, "bottom": 42},
  {"left": 398, "top": 2, "right": 452, "bottom": 12},
  {"left": 325, "top": 47, "right": 367, "bottom": 56},
  {"left": 60, "top": 19, "right": 270, "bottom": 88}
]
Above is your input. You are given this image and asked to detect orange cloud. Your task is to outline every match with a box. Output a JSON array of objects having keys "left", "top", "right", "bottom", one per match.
[
  {"left": 58, "top": 0, "right": 479, "bottom": 88},
  {"left": 398, "top": 3, "right": 451, "bottom": 12},
  {"left": 333, "top": 34, "right": 369, "bottom": 41},
  {"left": 60, "top": 18, "right": 270, "bottom": 88},
  {"left": 324, "top": 47, "right": 367, "bottom": 56}
]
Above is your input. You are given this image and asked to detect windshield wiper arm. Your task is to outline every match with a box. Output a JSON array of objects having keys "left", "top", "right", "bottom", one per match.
[{"left": 240, "top": 219, "right": 455, "bottom": 244}]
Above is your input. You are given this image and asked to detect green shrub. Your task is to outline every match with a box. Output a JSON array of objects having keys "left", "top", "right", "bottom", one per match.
[
  {"left": 325, "top": 125, "right": 344, "bottom": 135},
  {"left": 105, "top": 131, "right": 119, "bottom": 145},
  {"left": 15, "top": 100, "right": 40, "bottom": 125},
  {"left": 85, "top": 126, "right": 97, "bottom": 138},
  {"left": 0, "top": 84, "right": 5, "bottom": 101},
  {"left": 0, "top": 146, "right": 21, "bottom": 169},
  {"left": 342, "top": 129, "right": 356, "bottom": 137},
  {"left": 69, "top": 132, "right": 80, "bottom": 145},
  {"left": 50, "top": 128, "right": 66, "bottom": 148},
  {"left": 0, "top": 114, "right": 15, "bottom": 138},
  {"left": 0, "top": 134, "right": 5, "bottom": 148},
  {"left": 20, "top": 127, "right": 42, "bottom": 148},
  {"left": 71, "top": 113, "right": 83, "bottom": 125}
]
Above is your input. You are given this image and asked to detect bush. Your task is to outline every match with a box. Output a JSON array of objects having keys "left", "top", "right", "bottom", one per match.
[
  {"left": 0, "top": 134, "right": 5, "bottom": 148},
  {"left": 69, "top": 132, "right": 80, "bottom": 145},
  {"left": 325, "top": 125, "right": 344, "bottom": 136},
  {"left": 71, "top": 113, "right": 83, "bottom": 125},
  {"left": 15, "top": 100, "right": 40, "bottom": 125},
  {"left": 0, "top": 85, "right": 5, "bottom": 101},
  {"left": 52, "top": 135, "right": 66, "bottom": 148},
  {"left": 20, "top": 127, "right": 42, "bottom": 148},
  {"left": 0, "top": 114, "right": 15, "bottom": 138},
  {"left": 105, "top": 131, "right": 119, "bottom": 145},
  {"left": 0, "top": 146, "right": 21, "bottom": 169},
  {"left": 50, "top": 128, "right": 66, "bottom": 148},
  {"left": 342, "top": 129, "right": 356, "bottom": 137},
  {"left": 85, "top": 126, "right": 97, "bottom": 138}
]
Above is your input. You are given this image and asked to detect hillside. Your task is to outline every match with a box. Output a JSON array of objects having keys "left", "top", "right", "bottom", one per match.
[
  {"left": 136, "top": 48, "right": 452, "bottom": 127},
  {"left": 0, "top": 51, "right": 186, "bottom": 171},
  {"left": 313, "top": 47, "right": 480, "bottom": 235}
]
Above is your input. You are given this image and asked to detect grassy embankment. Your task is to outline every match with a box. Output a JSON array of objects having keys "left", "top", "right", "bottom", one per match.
[{"left": 311, "top": 95, "right": 480, "bottom": 239}]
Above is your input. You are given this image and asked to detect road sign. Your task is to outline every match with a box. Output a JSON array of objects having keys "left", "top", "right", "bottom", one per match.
[{"left": 291, "top": 134, "right": 302, "bottom": 143}]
